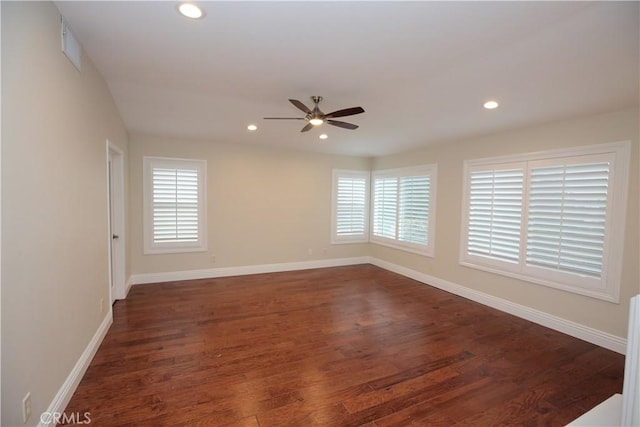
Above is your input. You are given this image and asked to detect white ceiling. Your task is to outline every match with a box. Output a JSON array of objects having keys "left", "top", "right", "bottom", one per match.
[{"left": 55, "top": 1, "right": 639, "bottom": 157}]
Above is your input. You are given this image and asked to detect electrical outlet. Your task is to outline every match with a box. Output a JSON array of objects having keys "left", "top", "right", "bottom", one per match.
[
  {"left": 211, "top": 254, "right": 216, "bottom": 264},
  {"left": 22, "top": 392, "right": 31, "bottom": 423},
  {"left": 322, "top": 248, "right": 327, "bottom": 256},
  {"left": 100, "top": 298, "right": 104, "bottom": 314},
  {"left": 308, "top": 248, "right": 313, "bottom": 256}
]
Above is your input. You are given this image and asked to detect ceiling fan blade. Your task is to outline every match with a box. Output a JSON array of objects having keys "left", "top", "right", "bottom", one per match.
[
  {"left": 300, "top": 123, "right": 314, "bottom": 132},
  {"left": 327, "top": 120, "right": 358, "bottom": 130},
  {"left": 263, "top": 117, "right": 306, "bottom": 120},
  {"left": 289, "top": 99, "right": 312, "bottom": 114},
  {"left": 324, "top": 106, "right": 365, "bottom": 119}
]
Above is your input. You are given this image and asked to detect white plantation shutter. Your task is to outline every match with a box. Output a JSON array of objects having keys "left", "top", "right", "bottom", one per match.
[
  {"left": 467, "top": 167, "right": 524, "bottom": 263},
  {"left": 143, "top": 157, "right": 206, "bottom": 254},
  {"left": 152, "top": 168, "right": 199, "bottom": 243},
  {"left": 526, "top": 160, "right": 610, "bottom": 279},
  {"left": 371, "top": 165, "right": 437, "bottom": 256},
  {"left": 399, "top": 175, "right": 430, "bottom": 245},
  {"left": 373, "top": 177, "right": 398, "bottom": 239},
  {"left": 461, "top": 142, "right": 629, "bottom": 302},
  {"left": 332, "top": 170, "right": 369, "bottom": 243}
]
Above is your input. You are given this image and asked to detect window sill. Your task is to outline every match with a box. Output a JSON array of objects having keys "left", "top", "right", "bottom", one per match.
[
  {"left": 331, "top": 237, "right": 369, "bottom": 245},
  {"left": 458, "top": 259, "right": 619, "bottom": 303},
  {"left": 370, "top": 238, "right": 434, "bottom": 258},
  {"left": 143, "top": 245, "right": 208, "bottom": 255}
]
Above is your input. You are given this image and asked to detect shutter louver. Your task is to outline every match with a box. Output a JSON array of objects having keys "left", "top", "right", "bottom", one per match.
[
  {"left": 373, "top": 177, "right": 398, "bottom": 239},
  {"left": 152, "top": 167, "right": 199, "bottom": 243},
  {"left": 399, "top": 176, "right": 430, "bottom": 245},
  {"left": 468, "top": 168, "right": 523, "bottom": 263},
  {"left": 336, "top": 176, "right": 367, "bottom": 237},
  {"left": 526, "top": 162, "right": 609, "bottom": 279}
]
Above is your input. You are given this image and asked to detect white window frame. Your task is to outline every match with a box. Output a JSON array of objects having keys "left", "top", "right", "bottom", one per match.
[
  {"left": 460, "top": 141, "right": 630, "bottom": 303},
  {"left": 143, "top": 156, "right": 207, "bottom": 255},
  {"left": 331, "top": 169, "right": 370, "bottom": 244},
  {"left": 370, "top": 164, "right": 438, "bottom": 257}
]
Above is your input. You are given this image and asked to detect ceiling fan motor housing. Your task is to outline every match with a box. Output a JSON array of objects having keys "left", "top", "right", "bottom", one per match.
[{"left": 309, "top": 96, "right": 324, "bottom": 122}]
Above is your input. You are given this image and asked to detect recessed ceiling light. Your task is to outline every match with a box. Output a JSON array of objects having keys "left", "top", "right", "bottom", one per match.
[
  {"left": 319, "top": 134, "right": 328, "bottom": 140},
  {"left": 483, "top": 100, "right": 499, "bottom": 109},
  {"left": 178, "top": 3, "right": 204, "bottom": 19},
  {"left": 247, "top": 124, "right": 257, "bottom": 131}
]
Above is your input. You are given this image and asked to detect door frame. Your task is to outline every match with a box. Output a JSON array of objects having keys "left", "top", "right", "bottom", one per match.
[{"left": 107, "top": 140, "right": 126, "bottom": 302}]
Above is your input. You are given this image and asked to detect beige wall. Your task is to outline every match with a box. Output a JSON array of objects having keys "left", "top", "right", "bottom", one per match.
[
  {"left": 371, "top": 108, "right": 639, "bottom": 338},
  {"left": 1, "top": 2, "right": 129, "bottom": 426},
  {"left": 129, "top": 135, "right": 370, "bottom": 275}
]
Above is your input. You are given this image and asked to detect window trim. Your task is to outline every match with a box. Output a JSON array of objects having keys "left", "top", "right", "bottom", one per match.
[
  {"left": 370, "top": 164, "right": 438, "bottom": 257},
  {"left": 459, "top": 141, "right": 631, "bottom": 303},
  {"left": 143, "top": 156, "right": 207, "bottom": 255},
  {"left": 331, "top": 169, "right": 370, "bottom": 244}
]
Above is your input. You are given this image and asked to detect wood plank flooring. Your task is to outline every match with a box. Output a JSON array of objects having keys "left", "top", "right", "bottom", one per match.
[{"left": 63, "top": 265, "right": 625, "bottom": 426}]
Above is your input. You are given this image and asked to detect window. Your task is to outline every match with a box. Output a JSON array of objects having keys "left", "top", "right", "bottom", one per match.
[
  {"left": 331, "top": 170, "right": 370, "bottom": 244},
  {"left": 466, "top": 164, "right": 524, "bottom": 267},
  {"left": 143, "top": 157, "right": 207, "bottom": 254},
  {"left": 371, "top": 165, "right": 437, "bottom": 256},
  {"left": 460, "top": 142, "right": 630, "bottom": 302}
]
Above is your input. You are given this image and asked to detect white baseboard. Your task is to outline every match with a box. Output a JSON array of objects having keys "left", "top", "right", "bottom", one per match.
[
  {"left": 39, "top": 311, "right": 113, "bottom": 427},
  {"left": 369, "top": 257, "right": 627, "bottom": 355},
  {"left": 124, "top": 277, "right": 133, "bottom": 297},
  {"left": 129, "top": 256, "right": 370, "bottom": 285}
]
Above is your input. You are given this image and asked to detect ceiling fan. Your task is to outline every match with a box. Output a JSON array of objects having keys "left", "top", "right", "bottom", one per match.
[{"left": 264, "top": 96, "right": 365, "bottom": 132}]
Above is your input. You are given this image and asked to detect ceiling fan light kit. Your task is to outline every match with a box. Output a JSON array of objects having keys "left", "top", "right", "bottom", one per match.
[{"left": 264, "top": 96, "right": 365, "bottom": 132}]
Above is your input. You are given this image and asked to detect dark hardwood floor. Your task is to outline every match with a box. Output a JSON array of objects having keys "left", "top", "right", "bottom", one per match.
[{"left": 64, "top": 265, "right": 625, "bottom": 426}]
